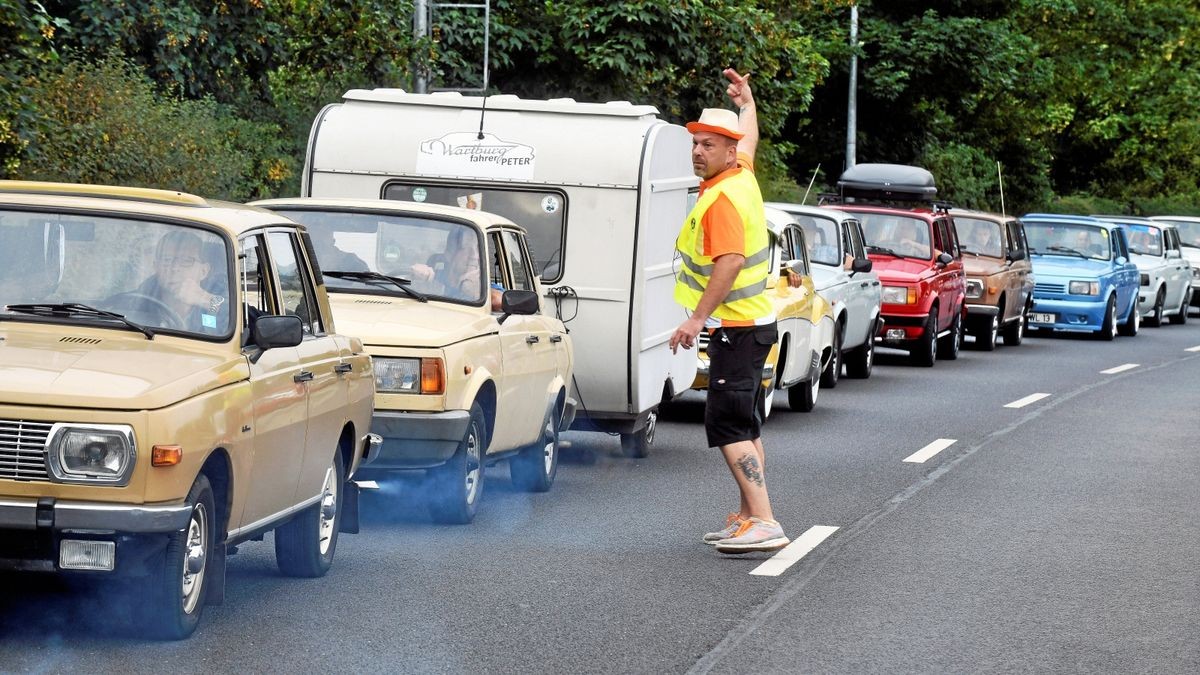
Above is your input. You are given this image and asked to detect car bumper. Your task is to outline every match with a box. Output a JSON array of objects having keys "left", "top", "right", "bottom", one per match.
[
  {"left": 1029, "top": 296, "right": 1106, "bottom": 331},
  {"left": 366, "top": 409, "right": 471, "bottom": 469},
  {"left": 876, "top": 312, "right": 930, "bottom": 343},
  {"left": 0, "top": 497, "right": 192, "bottom": 532}
]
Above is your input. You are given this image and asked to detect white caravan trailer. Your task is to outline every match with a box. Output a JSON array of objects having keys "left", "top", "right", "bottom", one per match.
[{"left": 303, "top": 89, "right": 699, "bottom": 457}]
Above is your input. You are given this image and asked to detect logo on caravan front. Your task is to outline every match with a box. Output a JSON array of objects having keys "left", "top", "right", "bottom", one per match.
[{"left": 416, "top": 132, "right": 536, "bottom": 179}]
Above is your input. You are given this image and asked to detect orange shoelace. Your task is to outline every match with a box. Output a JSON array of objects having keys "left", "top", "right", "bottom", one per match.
[{"left": 730, "top": 519, "right": 756, "bottom": 538}]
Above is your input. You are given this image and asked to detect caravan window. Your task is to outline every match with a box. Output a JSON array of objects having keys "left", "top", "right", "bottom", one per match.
[{"left": 383, "top": 182, "right": 566, "bottom": 284}]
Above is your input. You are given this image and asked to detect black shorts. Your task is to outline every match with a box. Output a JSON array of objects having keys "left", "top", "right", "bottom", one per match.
[{"left": 705, "top": 322, "right": 778, "bottom": 448}]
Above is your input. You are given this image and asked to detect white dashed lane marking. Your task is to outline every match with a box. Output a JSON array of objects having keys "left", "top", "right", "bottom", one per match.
[
  {"left": 903, "top": 438, "right": 957, "bottom": 464},
  {"left": 750, "top": 525, "right": 839, "bottom": 577},
  {"left": 1100, "top": 363, "right": 1140, "bottom": 374},
  {"left": 1004, "top": 393, "right": 1051, "bottom": 409},
  {"left": 1186, "top": 345, "right": 1200, "bottom": 353}
]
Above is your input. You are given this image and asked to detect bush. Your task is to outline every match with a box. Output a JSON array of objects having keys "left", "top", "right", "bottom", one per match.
[
  {"left": 1042, "top": 193, "right": 1128, "bottom": 216},
  {"left": 15, "top": 56, "right": 293, "bottom": 201}
]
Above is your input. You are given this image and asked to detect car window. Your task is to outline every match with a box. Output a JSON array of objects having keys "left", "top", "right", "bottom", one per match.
[
  {"left": 937, "top": 219, "right": 960, "bottom": 257},
  {"left": 859, "top": 213, "right": 932, "bottom": 259},
  {"left": 1125, "top": 224, "right": 1163, "bottom": 256},
  {"left": 279, "top": 209, "right": 486, "bottom": 306},
  {"left": 383, "top": 182, "right": 567, "bottom": 283},
  {"left": 1112, "top": 229, "right": 1128, "bottom": 260},
  {"left": 955, "top": 217, "right": 1005, "bottom": 258},
  {"left": 267, "top": 231, "right": 323, "bottom": 336},
  {"left": 1158, "top": 219, "right": 1200, "bottom": 249},
  {"left": 239, "top": 235, "right": 274, "bottom": 336},
  {"left": 846, "top": 219, "right": 866, "bottom": 259},
  {"left": 1023, "top": 222, "right": 1112, "bottom": 261},
  {"left": 1163, "top": 228, "right": 1180, "bottom": 254},
  {"left": 1005, "top": 220, "right": 1027, "bottom": 258},
  {"left": 793, "top": 214, "right": 841, "bottom": 266},
  {"left": 0, "top": 210, "right": 232, "bottom": 338},
  {"left": 784, "top": 226, "right": 808, "bottom": 275},
  {"left": 500, "top": 230, "right": 535, "bottom": 294}
]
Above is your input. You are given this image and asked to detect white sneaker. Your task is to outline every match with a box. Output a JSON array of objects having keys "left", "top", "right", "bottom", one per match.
[
  {"left": 715, "top": 517, "right": 789, "bottom": 554},
  {"left": 702, "top": 513, "right": 744, "bottom": 545}
]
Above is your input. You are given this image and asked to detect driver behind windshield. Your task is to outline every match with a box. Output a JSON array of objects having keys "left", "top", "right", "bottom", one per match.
[
  {"left": 889, "top": 219, "right": 931, "bottom": 258},
  {"left": 128, "top": 230, "right": 229, "bottom": 333}
]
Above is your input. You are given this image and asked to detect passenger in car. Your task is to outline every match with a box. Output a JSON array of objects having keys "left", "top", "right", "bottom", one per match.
[
  {"left": 411, "top": 227, "right": 503, "bottom": 310},
  {"left": 132, "top": 230, "right": 229, "bottom": 333}
]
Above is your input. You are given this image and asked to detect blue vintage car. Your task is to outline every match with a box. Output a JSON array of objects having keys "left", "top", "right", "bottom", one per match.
[{"left": 1021, "top": 213, "right": 1141, "bottom": 340}]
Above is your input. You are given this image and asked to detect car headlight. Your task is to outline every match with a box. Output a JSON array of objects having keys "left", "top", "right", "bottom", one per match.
[
  {"left": 1068, "top": 280, "right": 1100, "bottom": 296},
  {"left": 965, "top": 279, "right": 984, "bottom": 299},
  {"left": 1139, "top": 273, "right": 1149, "bottom": 286},
  {"left": 373, "top": 357, "right": 445, "bottom": 394},
  {"left": 45, "top": 424, "right": 137, "bottom": 485},
  {"left": 881, "top": 285, "right": 916, "bottom": 304}
]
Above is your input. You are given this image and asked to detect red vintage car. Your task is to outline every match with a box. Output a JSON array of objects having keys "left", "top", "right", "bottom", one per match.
[{"left": 823, "top": 164, "right": 966, "bottom": 366}]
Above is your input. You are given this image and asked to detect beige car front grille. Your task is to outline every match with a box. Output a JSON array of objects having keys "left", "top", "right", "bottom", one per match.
[{"left": 0, "top": 419, "right": 54, "bottom": 482}]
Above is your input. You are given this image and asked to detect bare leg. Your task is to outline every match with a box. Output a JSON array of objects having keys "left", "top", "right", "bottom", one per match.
[
  {"left": 721, "top": 438, "right": 774, "bottom": 522},
  {"left": 737, "top": 437, "right": 767, "bottom": 518}
]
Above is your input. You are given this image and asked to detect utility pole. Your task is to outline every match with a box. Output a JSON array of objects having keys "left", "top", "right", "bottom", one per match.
[
  {"left": 845, "top": 3, "right": 859, "bottom": 169},
  {"left": 414, "top": 0, "right": 428, "bottom": 93}
]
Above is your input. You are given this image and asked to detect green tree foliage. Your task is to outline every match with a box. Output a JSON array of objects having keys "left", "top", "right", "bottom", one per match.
[
  {"left": 0, "top": 0, "right": 69, "bottom": 175},
  {"left": 18, "top": 57, "right": 291, "bottom": 200}
]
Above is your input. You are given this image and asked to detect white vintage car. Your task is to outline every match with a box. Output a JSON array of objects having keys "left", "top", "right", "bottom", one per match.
[
  {"left": 1099, "top": 216, "right": 1192, "bottom": 326},
  {"left": 1150, "top": 215, "right": 1200, "bottom": 317},
  {"left": 768, "top": 202, "right": 882, "bottom": 383},
  {"left": 692, "top": 207, "right": 836, "bottom": 413}
]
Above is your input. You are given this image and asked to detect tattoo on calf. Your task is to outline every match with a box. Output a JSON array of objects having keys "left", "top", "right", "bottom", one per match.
[{"left": 736, "top": 454, "right": 764, "bottom": 487}]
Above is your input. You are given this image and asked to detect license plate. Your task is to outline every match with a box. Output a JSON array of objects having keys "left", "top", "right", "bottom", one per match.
[{"left": 1030, "top": 312, "right": 1056, "bottom": 324}]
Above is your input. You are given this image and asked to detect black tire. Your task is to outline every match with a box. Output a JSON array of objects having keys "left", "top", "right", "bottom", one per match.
[
  {"left": 1117, "top": 296, "right": 1140, "bottom": 337},
  {"left": 142, "top": 473, "right": 215, "bottom": 640},
  {"left": 619, "top": 411, "right": 655, "bottom": 458},
  {"left": 844, "top": 331, "right": 875, "bottom": 379},
  {"left": 788, "top": 369, "right": 820, "bottom": 412},
  {"left": 1170, "top": 290, "right": 1190, "bottom": 325},
  {"left": 1097, "top": 296, "right": 1117, "bottom": 341},
  {"left": 275, "top": 449, "right": 344, "bottom": 577},
  {"left": 820, "top": 326, "right": 842, "bottom": 389},
  {"left": 430, "top": 402, "right": 486, "bottom": 523},
  {"left": 976, "top": 312, "right": 999, "bottom": 351},
  {"left": 1003, "top": 306, "right": 1026, "bottom": 346},
  {"left": 511, "top": 405, "right": 559, "bottom": 492},
  {"left": 911, "top": 311, "right": 938, "bottom": 367},
  {"left": 1146, "top": 288, "right": 1165, "bottom": 327},
  {"left": 938, "top": 310, "right": 962, "bottom": 360}
]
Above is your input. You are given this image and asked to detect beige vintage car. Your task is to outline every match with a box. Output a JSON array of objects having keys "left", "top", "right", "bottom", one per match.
[
  {"left": 0, "top": 182, "right": 377, "bottom": 639},
  {"left": 951, "top": 209, "right": 1035, "bottom": 349},
  {"left": 253, "top": 198, "right": 575, "bottom": 524}
]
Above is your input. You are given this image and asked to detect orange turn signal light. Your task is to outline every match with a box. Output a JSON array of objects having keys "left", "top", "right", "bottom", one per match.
[
  {"left": 152, "top": 445, "right": 183, "bottom": 467},
  {"left": 420, "top": 358, "right": 445, "bottom": 395}
]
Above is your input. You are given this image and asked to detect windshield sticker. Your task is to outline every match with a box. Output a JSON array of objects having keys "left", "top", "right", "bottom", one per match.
[
  {"left": 417, "top": 131, "right": 536, "bottom": 179},
  {"left": 541, "top": 195, "right": 560, "bottom": 214},
  {"left": 411, "top": 187, "right": 428, "bottom": 202},
  {"left": 457, "top": 193, "right": 483, "bottom": 210}
]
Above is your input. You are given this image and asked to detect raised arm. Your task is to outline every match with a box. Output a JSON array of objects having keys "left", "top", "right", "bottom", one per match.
[{"left": 724, "top": 68, "right": 758, "bottom": 165}]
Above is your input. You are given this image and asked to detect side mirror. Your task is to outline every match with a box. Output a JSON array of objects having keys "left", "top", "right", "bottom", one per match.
[
  {"left": 252, "top": 315, "right": 303, "bottom": 350},
  {"left": 500, "top": 289, "right": 539, "bottom": 317},
  {"left": 937, "top": 252, "right": 954, "bottom": 266},
  {"left": 1005, "top": 250, "right": 1024, "bottom": 263},
  {"left": 1167, "top": 249, "right": 1181, "bottom": 259},
  {"left": 851, "top": 257, "right": 873, "bottom": 273},
  {"left": 1115, "top": 256, "right": 1128, "bottom": 265}
]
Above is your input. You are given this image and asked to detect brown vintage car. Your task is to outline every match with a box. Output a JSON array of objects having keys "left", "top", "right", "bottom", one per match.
[{"left": 951, "top": 209, "right": 1035, "bottom": 349}]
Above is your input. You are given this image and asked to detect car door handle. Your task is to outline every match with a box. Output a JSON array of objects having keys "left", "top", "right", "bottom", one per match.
[
  {"left": 294, "top": 371, "right": 314, "bottom": 383},
  {"left": 872, "top": 281, "right": 880, "bottom": 286},
  {"left": 550, "top": 334, "right": 563, "bottom": 343},
  {"left": 860, "top": 281, "right": 869, "bottom": 287},
  {"left": 526, "top": 335, "right": 540, "bottom": 344},
  {"left": 334, "top": 363, "right": 353, "bottom": 374}
]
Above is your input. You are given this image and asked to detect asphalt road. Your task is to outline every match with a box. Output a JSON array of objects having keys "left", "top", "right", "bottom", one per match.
[{"left": 3, "top": 319, "right": 1199, "bottom": 673}]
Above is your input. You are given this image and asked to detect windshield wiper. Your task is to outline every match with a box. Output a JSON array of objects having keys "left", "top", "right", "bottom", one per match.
[
  {"left": 959, "top": 245, "right": 981, "bottom": 257},
  {"left": 1181, "top": 242, "right": 1200, "bottom": 249},
  {"left": 866, "top": 244, "right": 915, "bottom": 260},
  {"left": 323, "top": 271, "right": 428, "bottom": 303},
  {"left": 4, "top": 302, "right": 155, "bottom": 339},
  {"left": 1046, "top": 245, "right": 1091, "bottom": 259}
]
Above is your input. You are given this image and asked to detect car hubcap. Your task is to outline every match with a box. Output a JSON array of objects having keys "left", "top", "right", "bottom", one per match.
[
  {"left": 181, "top": 502, "right": 208, "bottom": 614},
  {"left": 318, "top": 465, "right": 338, "bottom": 555},
  {"left": 811, "top": 374, "right": 820, "bottom": 403},
  {"left": 644, "top": 412, "right": 657, "bottom": 445},
  {"left": 541, "top": 420, "right": 556, "bottom": 475},
  {"left": 464, "top": 425, "right": 481, "bottom": 505}
]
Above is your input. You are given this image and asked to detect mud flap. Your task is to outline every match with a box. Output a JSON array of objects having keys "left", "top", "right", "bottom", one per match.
[
  {"left": 339, "top": 480, "right": 360, "bottom": 534},
  {"left": 206, "top": 542, "right": 226, "bottom": 606}
]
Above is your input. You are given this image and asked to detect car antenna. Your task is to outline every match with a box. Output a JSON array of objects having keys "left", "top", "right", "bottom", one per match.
[
  {"left": 801, "top": 163, "right": 821, "bottom": 205},
  {"left": 477, "top": 94, "right": 488, "bottom": 140},
  {"left": 997, "top": 160, "right": 1007, "bottom": 219}
]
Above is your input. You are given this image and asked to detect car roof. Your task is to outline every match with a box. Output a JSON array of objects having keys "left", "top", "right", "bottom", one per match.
[
  {"left": 0, "top": 180, "right": 293, "bottom": 236},
  {"left": 832, "top": 203, "right": 939, "bottom": 222},
  {"left": 949, "top": 208, "right": 1015, "bottom": 223},
  {"left": 1020, "top": 213, "right": 1116, "bottom": 230},
  {"left": 1150, "top": 215, "right": 1200, "bottom": 224},
  {"left": 765, "top": 201, "right": 859, "bottom": 224},
  {"left": 251, "top": 197, "right": 522, "bottom": 232}
]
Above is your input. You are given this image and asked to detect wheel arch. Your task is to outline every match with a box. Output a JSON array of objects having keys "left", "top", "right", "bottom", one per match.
[
  {"left": 474, "top": 379, "right": 498, "bottom": 448},
  {"left": 200, "top": 449, "right": 233, "bottom": 536}
]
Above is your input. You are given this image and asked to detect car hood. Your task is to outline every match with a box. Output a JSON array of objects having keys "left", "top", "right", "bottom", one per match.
[
  {"left": 0, "top": 323, "right": 248, "bottom": 410},
  {"left": 1181, "top": 247, "right": 1200, "bottom": 265},
  {"left": 963, "top": 256, "right": 1006, "bottom": 277},
  {"left": 868, "top": 255, "right": 933, "bottom": 283},
  {"left": 330, "top": 294, "right": 497, "bottom": 348},
  {"left": 1130, "top": 253, "right": 1167, "bottom": 272},
  {"left": 1030, "top": 256, "right": 1112, "bottom": 278}
]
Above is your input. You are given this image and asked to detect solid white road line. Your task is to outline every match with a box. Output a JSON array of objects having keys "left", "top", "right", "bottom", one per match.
[
  {"left": 1004, "top": 392, "right": 1052, "bottom": 409},
  {"left": 1186, "top": 345, "right": 1200, "bottom": 353},
  {"left": 750, "top": 525, "right": 839, "bottom": 577},
  {"left": 1100, "top": 363, "right": 1140, "bottom": 374},
  {"left": 903, "top": 438, "right": 957, "bottom": 464}
]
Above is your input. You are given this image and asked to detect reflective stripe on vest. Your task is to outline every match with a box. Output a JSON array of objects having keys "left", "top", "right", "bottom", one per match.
[{"left": 673, "top": 168, "right": 772, "bottom": 322}]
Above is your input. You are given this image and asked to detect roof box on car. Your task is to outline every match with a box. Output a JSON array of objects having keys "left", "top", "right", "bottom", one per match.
[{"left": 838, "top": 163, "right": 937, "bottom": 203}]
